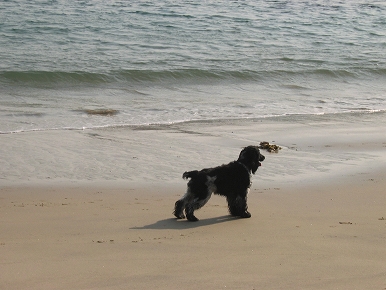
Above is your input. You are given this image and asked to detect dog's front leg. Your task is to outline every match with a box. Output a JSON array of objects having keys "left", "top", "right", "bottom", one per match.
[{"left": 227, "top": 192, "right": 251, "bottom": 218}]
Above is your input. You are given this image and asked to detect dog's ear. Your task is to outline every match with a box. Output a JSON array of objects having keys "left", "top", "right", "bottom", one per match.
[
  {"left": 238, "top": 146, "right": 258, "bottom": 161},
  {"left": 239, "top": 146, "right": 263, "bottom": 174},
  {"left": 238, "top": 146, "right": 251, "bottom": 161}
]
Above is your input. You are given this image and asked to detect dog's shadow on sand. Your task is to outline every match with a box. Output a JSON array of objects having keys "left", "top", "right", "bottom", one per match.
[{"left": 131, "top": 215, "right": 239, "bottom": 230}]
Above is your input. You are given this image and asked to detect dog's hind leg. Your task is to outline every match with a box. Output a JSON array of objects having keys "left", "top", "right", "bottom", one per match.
[
  {"left": 184, "top": 190, "right": 212, "bottom": 222},
  {"left": 174, "top": 190, "right": 192, "bottom": 219},
  {"left": 174, "top": 188, "right": 197, "bottom": 219},
  {"left": 185, "top": 204, "right": 199, "bottom": 222},
  {"left": 185, "top": 176, "right": 216, "bottom": 221},
  {"left": 173, "top": 199, "right": 186, "bottom": 219}
]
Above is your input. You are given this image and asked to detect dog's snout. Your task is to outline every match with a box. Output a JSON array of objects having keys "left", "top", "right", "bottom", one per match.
[{"left": 259, "top": 154, "right": 265, "bottom": 162}]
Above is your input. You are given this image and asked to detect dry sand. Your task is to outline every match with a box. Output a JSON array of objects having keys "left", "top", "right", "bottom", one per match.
[{"left": 1, "top": 113, "right": 386, "bottom": 289}]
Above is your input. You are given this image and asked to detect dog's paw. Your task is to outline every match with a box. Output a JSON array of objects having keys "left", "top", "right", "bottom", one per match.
[
  {"left": 186, "top": 215, "right": 199, "bottom": 222},
  {"left": 174, "top": 213, "right": 185, "bottom": 219},
  {"left": 240, "top": 211, "right": 251, "bottom": 218}
]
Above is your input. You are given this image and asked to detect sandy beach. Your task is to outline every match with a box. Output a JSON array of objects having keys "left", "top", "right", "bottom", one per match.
[{"left": 1, "top": 113, "right": 386, "bottom": 289}]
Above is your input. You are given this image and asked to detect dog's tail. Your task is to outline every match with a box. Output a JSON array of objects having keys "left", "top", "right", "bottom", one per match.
[{"left": 182, "top": 170, "right": 199, "bottom": 179}]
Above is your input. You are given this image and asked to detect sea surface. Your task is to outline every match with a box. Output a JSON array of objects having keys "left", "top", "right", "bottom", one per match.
[{"left": 1, "top": 0, "right": 385, "bottom": 134}]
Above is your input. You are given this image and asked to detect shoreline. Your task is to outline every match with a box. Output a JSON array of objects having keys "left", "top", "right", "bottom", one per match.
[
  {"left": 1, "top": 110, "right": 385, "bottom": 186},
  {"left": 1, "top": 109, "right": 385, "bottom": 135}
]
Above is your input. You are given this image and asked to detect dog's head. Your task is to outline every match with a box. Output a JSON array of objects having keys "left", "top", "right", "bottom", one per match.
[{"left": 237, "top": 146, "right": 265, "bottom": 174}]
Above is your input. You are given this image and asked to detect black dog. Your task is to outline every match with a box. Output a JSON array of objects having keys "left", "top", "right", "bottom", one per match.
[{"left": 174, "top": 146, "right": 265, "bottom": 221}]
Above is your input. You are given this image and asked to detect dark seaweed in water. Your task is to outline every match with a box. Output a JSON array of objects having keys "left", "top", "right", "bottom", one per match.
[{"left": 82, "top": 109, "right": 119, "bottom": 116}]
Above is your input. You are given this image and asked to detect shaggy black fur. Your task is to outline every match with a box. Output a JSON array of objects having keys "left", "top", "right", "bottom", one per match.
[{"left": 173, "top": 146, "right": 265, "bottom": 221}]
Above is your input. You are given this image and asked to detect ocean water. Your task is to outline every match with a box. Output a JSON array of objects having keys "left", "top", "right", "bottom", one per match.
[{"left": 1, "top": 0, "right": 385, "bottom": 134}]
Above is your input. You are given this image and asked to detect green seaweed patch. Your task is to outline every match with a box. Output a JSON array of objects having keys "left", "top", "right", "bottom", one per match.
[{"left": 259, "top": 141, "right": 282, "bottom": 153}]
